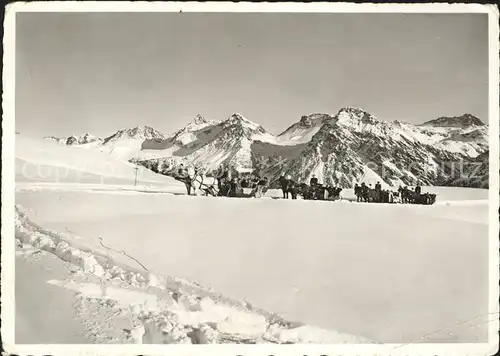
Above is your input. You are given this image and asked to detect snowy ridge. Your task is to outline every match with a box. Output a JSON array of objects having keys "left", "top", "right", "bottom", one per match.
[
  {"left": 171, "top": 115, "right": 221, "bottom": 146},
  {"left": 14, "top": 205, "right": 373, "bottom": 344},
  {"left": 420, "top": 113, "right": 485, "bottom": 128},
  {"left": 102, "top": 125, "right": 167, "bottom": 144},
  {"left": 255, "top": 108, "right": 489, "bottom": 188},
  {"left": 45, "top": 133, "right": 103, "bottom": 147},
  {"left": 42, "top": 109, "right": 489, "bottom": 188},
  {"left": 277, "top": 113, "right": 331, "bottom": 144},
  {"left": 98, "top": 126, "right": 170, "bottom": 159}
]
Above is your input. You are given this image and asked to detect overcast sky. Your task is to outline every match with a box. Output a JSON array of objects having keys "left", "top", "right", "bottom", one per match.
[{"left": 16, "top": 12, "right": 488, "bottom": 137}]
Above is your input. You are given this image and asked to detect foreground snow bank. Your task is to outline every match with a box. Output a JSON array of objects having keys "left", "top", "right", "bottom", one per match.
[
  {"left": 15, "top": 187, "right": 489, "bottom": 343},
  {"left": 15, "top": 205, "right": 373, "bottom": 344}
]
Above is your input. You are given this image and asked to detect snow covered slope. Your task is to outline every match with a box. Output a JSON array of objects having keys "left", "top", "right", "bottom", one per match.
[
  {"left": 277, "top": 113, "right": 331, "bottom": 144},
  {"left": 44, "top": 126, "right": 168, "bottom": 160},
  {"left": 16, "top": 135, "right": 184, "bottom": 191},
  {"left": 97, "top": 126, "right": 168, "bottom": 160},
  {"left": 15, "top": 187, "right": 489, "bottom": 343}
]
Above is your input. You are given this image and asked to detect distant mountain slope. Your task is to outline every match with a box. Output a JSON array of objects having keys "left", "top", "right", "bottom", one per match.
[
  {"left": 277, "top": 114, "right": 330, "bottom": 144},
  {"left": 420, "top": 113, "right": 485, "bottom": 128},
  {"left": 45, "top": 133, "right": 102, "bottom": 146},
  {"left": 17, "top": 135, "right": 184, "bottom": 188},
  {"left": 436, "top": 150, "right": 490, "bottom": 189},
  {"left": 274, "top": 108, "right": 488, "bottom": 187},
  {"left": 44, "top": 109, "right": 489, "bottom": 188}
]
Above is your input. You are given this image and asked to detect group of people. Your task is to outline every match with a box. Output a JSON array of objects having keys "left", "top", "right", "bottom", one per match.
[
  {"left": 398, "top": 185, "right": 437, "bottom": 205},
  {"left": 278, "top": 174, "right": 343, "bottom": 201},
  {"left": 354, "top": 182, "right": 436, "bottom": 205},
  {"left": 172, "top": 163, "right": 435, "bottom": 205},
  {"left": 217, "top": 175, "right": 269, "bottom": 198},
  {"left": 174, "top": 163, "right": 270, "bottom": 198}
]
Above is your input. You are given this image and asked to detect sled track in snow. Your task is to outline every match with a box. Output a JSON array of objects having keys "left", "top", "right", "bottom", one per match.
[
  {"left": 96, "top": 236, "right": 149, "bottom": 272},
  {"left": 14, "top": 204, "right": 375, "bottom": 344}
]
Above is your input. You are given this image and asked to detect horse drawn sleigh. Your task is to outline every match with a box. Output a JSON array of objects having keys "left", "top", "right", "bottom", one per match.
[{"left": 354, "top": 183, "right": 437, "bottom": 205}]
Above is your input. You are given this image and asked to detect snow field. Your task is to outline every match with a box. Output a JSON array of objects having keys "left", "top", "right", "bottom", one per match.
[
  {"left": 15, "top": 185, "right": 489, "bottom": 343},
  {"left": 15, "top": 204, "right": 372, "bottom": 344},
  {"left": 15, "top": 136, "right": 185, "bottom": 189}
]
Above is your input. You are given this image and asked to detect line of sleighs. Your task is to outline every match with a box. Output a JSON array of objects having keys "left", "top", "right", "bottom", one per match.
[
  {"left": 215, "top": 173, "right": 437, "bottom": 205},
  {"left": 216, "top": 174, "right": 344, "bottom": 200},
  {"left": 353, "top": 182, "right": 437, "bottom": 205},
  {"left": 171, "top": 163, "right": 436, "bottom": 204}
]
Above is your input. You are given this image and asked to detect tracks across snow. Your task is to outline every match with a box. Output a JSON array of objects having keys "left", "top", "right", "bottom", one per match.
[{"left": 14, "top": 204, "right": 373, "bottom": 344}]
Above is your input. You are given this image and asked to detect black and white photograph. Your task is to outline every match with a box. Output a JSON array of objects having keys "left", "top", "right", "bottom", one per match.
[{"left": 2, "top": 2, "right": 499, "bottom": 354}]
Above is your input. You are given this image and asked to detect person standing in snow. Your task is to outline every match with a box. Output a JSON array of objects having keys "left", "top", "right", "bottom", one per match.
[
  {"left": 354, "top": 183, "right": 362, "bottom": 202},
  {"left": 285, "top": 174, "right": 294, "bottom": 199},
  {"left": 253, "top": 176, "right": 269, "bottom": 198},
  {"left": 279, "top": 174, "right": 289, "bottom": 199},
  {"left": 228, "top": 177, "right": 241, "bottom": 197},
  {"left": 375, "top": 181, "right": 382, "bottom": 202},
  {"left": 361, "top": 182, "right": 369, "bottom": 202},
  {"left": 176, "top": 164, "right": 193, "bottom": 195},
  {"left": 310, "top": 174, "right": 318, "bottom": 187}
]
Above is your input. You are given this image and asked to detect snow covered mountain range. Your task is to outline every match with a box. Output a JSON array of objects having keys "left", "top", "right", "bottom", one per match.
[{"left": 44, "top": 109, "right": 490, "bottom": 188}]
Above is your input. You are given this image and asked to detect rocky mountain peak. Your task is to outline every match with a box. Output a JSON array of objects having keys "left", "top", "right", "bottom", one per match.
[
  {"left": 420, "top": 114, "right": 485, "bottom": 128},
  {"left": 103, "top": 126, "right": 166, "bottom": 144},
  {"left": 192, "top": 114, "right": 207, "bottom": 126}
]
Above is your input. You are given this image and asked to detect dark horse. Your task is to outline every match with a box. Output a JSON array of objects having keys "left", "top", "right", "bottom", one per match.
[
  {"left": 412, "top": 192, "right": 437, "bottom": 205},
  {"left": 399, "top": 187, "right": 436, "bottom": 205},
  {"left": 326, "top": 186, "right": 343, "bottom": 200},
  {"left": 297, "top": 183, "right": 326, "bottom": 200}
]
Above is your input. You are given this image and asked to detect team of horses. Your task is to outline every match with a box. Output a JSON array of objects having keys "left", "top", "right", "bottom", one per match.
[
  {"left": 285, "top": 183, "right": 343, "bottom": 201},
  {"left": 172, "top": 167, "right": 436, "bottom": 205},
  {"left": 178, "top": 171, "right": 345, "bottom": 201},
  {"left": 354, "top": 186, "right": 437, "bottom": 205}
]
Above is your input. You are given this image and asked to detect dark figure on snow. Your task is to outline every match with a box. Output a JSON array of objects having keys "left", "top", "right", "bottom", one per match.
[
  {"left": 299, "top": 183, "right": 312, "bottom": 200},
  {"left": 218, "top": 180, "right": 231, "bottom": 197},
  {"left": 228, "top": 177, "right": 240, "bottom": 197},
  {"left": 401, "top": 186, "right": 410, "bottom": 203},
  {"left": 176, "top": 164, "right": 192, "bottom": 195},
  {"left": 253, "top": 176, "right": 269, "bottom": 198},
  {"left": 354, "top": 184, "right": 362, "bottom": 202},
  {"left": 381, "top": 190, "right": 390, "bottom": 203},
  {"left": 279, "top": 174, "right": 289, "bottom": 199},
  {"left": 310, "top": 175, "right": 318, "bottom": 187},
  {"left": 374, "top": 181, "right": 382, "bottom": 202},
  {"left": 287, "top": 179, "right": 298, "bottom": 200},
  {"left": 328, "top": 186, "right": 342, "bottom": 200},
  {"left": 361, "top": 182, "right": 369, "bottom": 202},
  {"left": 315, "top": 184, "right": 326, "bottom": 200},
  {"left": 217, "top": 164, "right": 230, "bottom": 190},
  {"left": 415, "top": 185, "right": 422, "bottom": 195}
]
